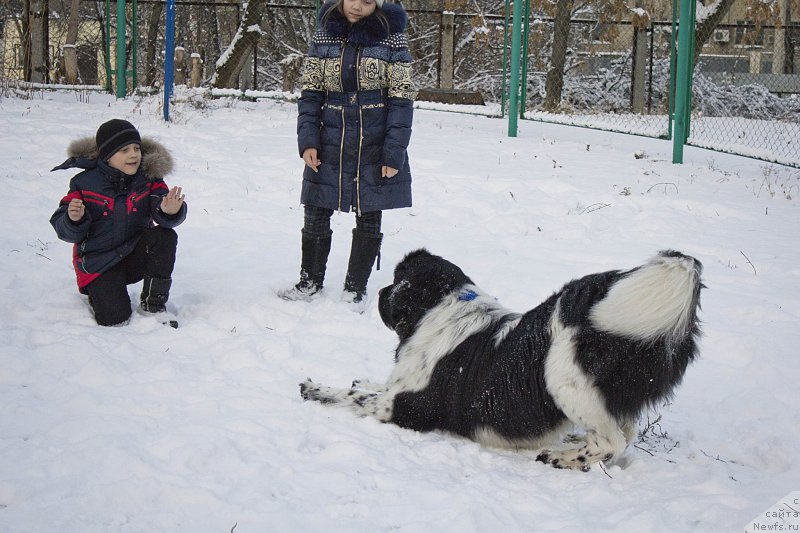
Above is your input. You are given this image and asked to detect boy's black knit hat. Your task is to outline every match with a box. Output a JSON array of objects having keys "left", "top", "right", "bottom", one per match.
[{"left": 96, "top": 119, "right": 141, "bottom": 161}]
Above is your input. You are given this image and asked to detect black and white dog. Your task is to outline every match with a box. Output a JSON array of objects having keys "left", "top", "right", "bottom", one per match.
[{"left": 300, "top": 249, "right": 703, "bottom": 471}]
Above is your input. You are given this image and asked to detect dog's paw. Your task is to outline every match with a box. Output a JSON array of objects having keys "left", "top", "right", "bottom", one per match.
[
  {"left": 536, "top": 448, "right": 609, "bottom": 472},
  {"left": 299, "top": 379, "right": 342, "bottom": 405},
  {"left": 300, "top": 379, "right": 324, "bottom": 402}
]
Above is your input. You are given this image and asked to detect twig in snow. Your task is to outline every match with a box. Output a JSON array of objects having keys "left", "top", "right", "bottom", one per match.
[
  {"left": 646, "top": 182, "right": 678, "bottom": 194},
  {"left": 700, "top": 449, "right": 728, "bottom": 464},
  {"left": 231, "top": 523, "right": 238, "bottom": 533},
  {"left": 579, "top": 203, "right": 611, "bottom": 214},
  {"left": 35, "top": 253, "right": 51, "bottom": 261},
  {"left": 740, "top": 251, "right": 757, "bottom": 275},
  {"left": 598, "top": 461, "right": 613, "bottom": 479},
  {"left": 633, "top": 444, "right": 655, "bottom": 457}
]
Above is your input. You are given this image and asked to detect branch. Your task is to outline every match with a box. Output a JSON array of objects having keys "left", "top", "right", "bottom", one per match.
[{"left": 740, "top": 251, "right": 757, "bottom": 275}]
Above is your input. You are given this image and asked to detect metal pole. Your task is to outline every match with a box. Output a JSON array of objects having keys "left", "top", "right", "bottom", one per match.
[
  {"left": 507, "top": 0, "right": 523, "bottom": 137},
  {"left": 116, "top": 0, "right": 126, "bottom": 98},
  {"left": 164, "top": 0, "right": 176, "bottom": 121},
  {"left": 672, "top": 0, "right": 694, "bottom": 163}
]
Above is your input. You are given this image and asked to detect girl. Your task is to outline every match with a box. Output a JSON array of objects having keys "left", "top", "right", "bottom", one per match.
[{"left": 283, "top": 0, "right": 416, "bottom": 305}]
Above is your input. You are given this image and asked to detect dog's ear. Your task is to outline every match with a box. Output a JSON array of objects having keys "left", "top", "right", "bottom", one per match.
[{"left": 401, "top": 248, "right": 432, "bottom": 263}]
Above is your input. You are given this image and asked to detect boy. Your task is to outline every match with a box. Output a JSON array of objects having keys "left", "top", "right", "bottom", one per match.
[{"left": 50, "top": 119, "right": 187, "bottom": 327}]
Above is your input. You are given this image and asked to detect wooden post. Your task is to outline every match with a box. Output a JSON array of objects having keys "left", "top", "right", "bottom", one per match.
[
  {"left": 440, "top": 11, "right": 455, "bottom": 89},
  {"left": 174, "top": 46, "right": 186, "bottom": 85},
  {"left": 190, "top": 53, "right": 202, "bottom": 87},
  {"left": 631, "top": 4, "right": 650, "bottom": 114},
  {"left": 749, "top": 50, "right": 762, "bottom": 74}
]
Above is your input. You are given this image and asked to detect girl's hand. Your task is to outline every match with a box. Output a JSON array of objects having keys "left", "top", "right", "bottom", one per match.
[
  {"left": 161, "top": 186, "right": 185, "bottom": 215},
  {"left": 303, "top": 148, "right": 321, "bottom": 173},
  {"left": 382, "top": 166, "right": 398, "bottom": 178},
  {"left": 67, "top": 198, "right": 85, "bottom": 222}
]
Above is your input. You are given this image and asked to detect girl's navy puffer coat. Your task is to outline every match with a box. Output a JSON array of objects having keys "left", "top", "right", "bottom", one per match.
[
  {"left": 297, "top": 0, "right": 416, "bottom": 215},
  {"left": 50, "top": 137, "right": 187, "bottom": 292}
]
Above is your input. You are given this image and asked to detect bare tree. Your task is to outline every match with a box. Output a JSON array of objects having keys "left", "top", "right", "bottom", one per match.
[
  {"left": 693, "top": 0, "right": 736, "bottom": 66},
  {"left": 24, "top": 0, "right": 50, "bottom": 83},
  {"left": 543, "top": 0, "right": 574, "bottom": 112},
  {"left": 211, "top": 1, "right": 266, "bottom": 89},
  {"left": 62, "top": 0, "right": 81, "bottom": 84},
  {"left": 143, "top": 3, "right": 164, "bottom": 87}
]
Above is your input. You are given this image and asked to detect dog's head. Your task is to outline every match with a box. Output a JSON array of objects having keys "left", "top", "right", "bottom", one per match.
[{"left": 378, "top": 249, "right": 474, "bottom": 342}]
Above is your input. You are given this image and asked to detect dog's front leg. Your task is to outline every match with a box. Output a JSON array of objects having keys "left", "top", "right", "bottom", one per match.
[
  {"left": 536, "top": 423, "right": 627, "bottom": 472},
  {"left": 300, "top": 379, "right": 395, "bottom": 422},
  {"left": 541, "top": 322, "right": 629, "bottom": 471}
]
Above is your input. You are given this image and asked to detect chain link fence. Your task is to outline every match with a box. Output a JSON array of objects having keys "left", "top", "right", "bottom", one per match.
[
  {"left": 689, "top": 22, "right": 800, "bottom": 167},
  {"left": 1, "top": 0, "right": 798, "bottom": 167}
]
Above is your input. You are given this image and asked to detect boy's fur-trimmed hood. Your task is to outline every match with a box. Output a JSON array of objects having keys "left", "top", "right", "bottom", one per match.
[
  {"left": 319, "top": 1, "right": 408, "bottom": 46},
  {"left": 53, "top": 136, "right": 174, "bottom": 180}
]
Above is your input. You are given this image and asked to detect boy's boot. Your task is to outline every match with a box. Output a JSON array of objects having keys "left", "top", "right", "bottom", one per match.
[
  {"left": 343, "top": 229, "right": 383, "bottom": 304},
  {"left": 140, "top": 276, "right": 172, "bottom": 313},
  {"left": 140, "top": 276, "right": 178, "bottom": 328},
  {"left": 279, "top": 229, "right": 332, "bottom": 301}
]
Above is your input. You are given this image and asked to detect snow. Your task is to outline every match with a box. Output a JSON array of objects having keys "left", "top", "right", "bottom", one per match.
[{"left": 1, "top": 91, "right": 799, "bottom": 532}]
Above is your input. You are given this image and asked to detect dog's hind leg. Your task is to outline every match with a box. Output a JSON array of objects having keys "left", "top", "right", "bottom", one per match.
[{"left": 300, "top": 379, "right": 395, "bottom": 422}]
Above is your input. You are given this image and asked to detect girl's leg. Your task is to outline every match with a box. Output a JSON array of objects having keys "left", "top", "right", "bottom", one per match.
[
  {"left": 354, "top": 210, "right": 382, "bottom": 235},
  {"left": 280, "top": 205, "right": 333, "bottom": 300},
  {"left": 344, "top": 211, "right": 383, "bottom": 303},
  {"left": 303, "top": 205, "right": 334, "bottom": 236}
]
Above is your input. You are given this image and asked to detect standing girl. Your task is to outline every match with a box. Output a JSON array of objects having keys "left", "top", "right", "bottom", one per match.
[{"left": 283, "top": 0, "right": 416, "bottom": 304}]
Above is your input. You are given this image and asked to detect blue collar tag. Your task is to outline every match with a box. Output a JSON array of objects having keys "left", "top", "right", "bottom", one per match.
[{"left": 458, "top": 289, "right": 478, "bottom": 302}]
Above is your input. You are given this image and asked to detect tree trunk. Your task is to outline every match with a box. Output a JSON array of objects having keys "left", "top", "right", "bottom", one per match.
[
  {"left": 543, "top": 0, "right": 574, "bottom": 113},
  {"left": 63, "top": 0, "right": 81, "bottom": 84},
  {"left": 772, "top": 0, "right": 790, "bottom": 74},
  {"left": 26, "top": 0, "right": 49, "bottom": 83},
  {"left": 144, "top": 3, "right": 163, "bottom": 87},
  {"left": 693, "top": 0, "right": 736, "bottom": 67},
  {"left": 211, "top": 1, "right": 266, "bottom": 89}
]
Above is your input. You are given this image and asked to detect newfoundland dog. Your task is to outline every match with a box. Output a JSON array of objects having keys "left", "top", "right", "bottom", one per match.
[{"left": 300, "top": 249, "right": 703, "bottom": 471}]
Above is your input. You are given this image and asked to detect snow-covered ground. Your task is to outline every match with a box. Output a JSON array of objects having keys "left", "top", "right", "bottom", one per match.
[{"left": 1, "top": 90, "right": 798, "bottom": 532}]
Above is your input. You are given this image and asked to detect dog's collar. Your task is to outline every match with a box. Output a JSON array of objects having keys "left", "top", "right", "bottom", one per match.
[{"left": 458, "top": 289, "right": 478, "bottom": 302}]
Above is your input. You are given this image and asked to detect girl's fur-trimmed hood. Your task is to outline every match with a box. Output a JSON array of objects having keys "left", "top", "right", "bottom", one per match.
[
  {"left": 53, "top": 136, "right": 174, "bottom": 180},
  {"left": 319, "top": 1, "right": 408, "bottom": 46}
]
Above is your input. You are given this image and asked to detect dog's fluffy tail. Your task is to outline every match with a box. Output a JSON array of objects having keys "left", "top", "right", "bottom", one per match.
[{"left": 589, "top": 250, "right": 702, "bottom": 344}]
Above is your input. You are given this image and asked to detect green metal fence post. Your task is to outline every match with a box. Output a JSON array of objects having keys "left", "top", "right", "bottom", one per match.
[
  {"left": 116, "top": 0, "right": 126, "bottom": 98},
  {"left": 507, "top": 0, "right": 524, "bottom": 137},
  {"left": 672, "top": 0, "right": 695, "bottom": 164}
]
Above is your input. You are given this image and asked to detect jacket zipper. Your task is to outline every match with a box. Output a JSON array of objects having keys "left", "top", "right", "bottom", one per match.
[
  {"left": 338, "top": 107, "right": 346, "bottom": 212},
  {"left": 336, "top": 44, "right": 347, "bottom": 212},
  {"left": 355, "top": 45, "right": 364, "bottom": 216}
]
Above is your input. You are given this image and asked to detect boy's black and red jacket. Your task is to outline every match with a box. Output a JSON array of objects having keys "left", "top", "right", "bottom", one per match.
[{"left": 50, "top": 136, "right": 187, "bottom": 292}]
